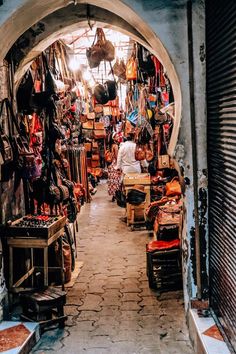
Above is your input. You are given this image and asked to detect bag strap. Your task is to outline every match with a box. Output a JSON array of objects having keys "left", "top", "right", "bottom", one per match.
[
  {"left": 170, "top": 176, "right": 179, "bottom": 183},
  {"left": 0, "top": 98, "right": 20, "bottom": 136}
]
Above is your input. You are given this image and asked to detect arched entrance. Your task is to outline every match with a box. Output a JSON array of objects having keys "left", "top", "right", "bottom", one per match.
[{"left": 0, "top": 1, "right": 181, "bottom": 157}]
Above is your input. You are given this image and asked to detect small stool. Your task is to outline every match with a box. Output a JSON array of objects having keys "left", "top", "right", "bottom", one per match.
[
  {"left": 127, "top": 202, "right": 146, "bottom": 230},
  {"left": 146, "top": 239, "right": 182, "bottom": 291},
  {"left": 20, "top": 287, "right": 67, "bottom": 330}
]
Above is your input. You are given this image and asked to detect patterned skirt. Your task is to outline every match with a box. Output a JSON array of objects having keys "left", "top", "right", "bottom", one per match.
[{"left": 107, "top": 161, "right": 121, "bottom": 196}]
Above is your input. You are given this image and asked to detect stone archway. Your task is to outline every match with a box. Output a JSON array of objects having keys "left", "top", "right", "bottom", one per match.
[{"left": 0, "top": 0, "right": 182, "bottom": 156}]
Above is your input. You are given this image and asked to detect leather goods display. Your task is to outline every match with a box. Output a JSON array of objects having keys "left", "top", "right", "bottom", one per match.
[
  {"left": 158, "top": 154, "right": 170, "bottom": 169},
  {"left": 7, "top": 215, "right": 66, "bottom": 239},
  {"left": 165, "top": 177, "right": 181, "bottom": 196}
]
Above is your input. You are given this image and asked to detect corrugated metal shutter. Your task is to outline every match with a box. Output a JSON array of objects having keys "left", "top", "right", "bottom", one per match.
[{"left": 206, "top": 0, "right": 236, "bottom": 350}]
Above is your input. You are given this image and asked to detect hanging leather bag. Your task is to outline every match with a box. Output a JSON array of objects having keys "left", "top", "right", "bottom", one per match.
[
  {"left": 158, "top": 154, "right": 170, "bottom": 169},
  {"left": 0, "top": 99, "right": 13, "bottom": 165},
  {"left": 30, "top": 53, "right": 57, "bottom": 110},
  {"left": 112, "top": 59, "right": 126, "bottom": 80},
  {"left": 86, "top": 28, "right": 105, "bottom": 69},
  {"left": 135, "top": 144, "right": 146, "bottom": 161},
  {"left": 100, "top": 29, "right": 115, "bottom": 62},
  {"left": 126, "top": 57, "right": 137, "bottom": 81},
  {"left": 93, "top": 83, "right": 110, "bottom": 105},
  {"left": 105, "top": 80, "right": 117, "bottom": 101}
]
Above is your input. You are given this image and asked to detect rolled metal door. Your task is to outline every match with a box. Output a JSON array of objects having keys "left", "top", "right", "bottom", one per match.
[{"left": 206, "top": 0, "right": 236, "bottom": 350}]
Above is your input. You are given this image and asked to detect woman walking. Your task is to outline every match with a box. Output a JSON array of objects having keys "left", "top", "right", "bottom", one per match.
[{"left": 107, "top": 133, "right": 121, "bottom": 201}]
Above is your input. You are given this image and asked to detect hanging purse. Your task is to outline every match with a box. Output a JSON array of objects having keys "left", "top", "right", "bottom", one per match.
[
  {"left": 93, "top": 83, "right": 110, "bottom": 105},
  {"left": 86, "top": 28, "right": 105, "bottom": 69},
  {"left": 158, "top": 155, "right": 170, "bottom": 169},
  {"left": 112, "top": 59, "right": 126, "bottom": 80},
  {"left": 100, "top": 28, "right": 115, "bottom": 62},
  {"left": 105, "top": 80, "right": 117, "bottom": 101},
  {"left": 126, "top": 57, "right": 137, "bottom": 81},
  {"left": 30, "top": 53, "right": 57, "bottom": 110},
  {"left": 135, "top": 144, "right": 146, "bottom": 161},
  {"left": 165, "top": 177, "right": 182, "bottom": 197}
]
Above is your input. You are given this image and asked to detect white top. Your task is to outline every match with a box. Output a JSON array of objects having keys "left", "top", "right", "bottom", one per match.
[{"left": 116, "top": 141, "right": 148, "bottom": 174}]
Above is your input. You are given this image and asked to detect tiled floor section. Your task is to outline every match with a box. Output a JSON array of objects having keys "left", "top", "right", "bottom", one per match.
[{"left": 31, "top": 183, "right": 194, "bottom": 354}]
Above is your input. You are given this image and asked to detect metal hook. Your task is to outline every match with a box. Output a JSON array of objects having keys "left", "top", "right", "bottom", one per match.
[{"left": 87, "top": 4, "right": 93, "bottom": 30}]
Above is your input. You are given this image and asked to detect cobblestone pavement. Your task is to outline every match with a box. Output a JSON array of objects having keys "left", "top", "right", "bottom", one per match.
[{"left": 32, "top": 183, "right": 194, "bottom": 354}]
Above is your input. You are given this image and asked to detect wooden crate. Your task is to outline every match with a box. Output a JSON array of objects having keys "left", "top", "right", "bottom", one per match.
[{"left": 123, "top": 173, "right": 150, "bottom": 186}]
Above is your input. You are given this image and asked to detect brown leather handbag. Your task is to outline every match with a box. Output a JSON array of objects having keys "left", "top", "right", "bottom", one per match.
[
  {"left": 145, "top": 145, "right": 154, "bottom": 162},
  {"left": 82, "top": 121, "right": 94, "bottom": 130},
  {"left": 93, "top": 129, "right": 106, "bottom": 139},
  {"left": 165, "top": 177, "right": 181, "bottom": 196},
  {"left": 94, "top": 121, "right": 105, "bottom": 130},
  {"left": 105, "top": 149, "right": 113, "bottom": 163},
  {"left": 135, "top": 145, "right": 146, "bottom": 161}
]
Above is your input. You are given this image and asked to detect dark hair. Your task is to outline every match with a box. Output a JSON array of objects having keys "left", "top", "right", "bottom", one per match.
[{"left": 126, "top": 132, "right": 135, "bottom": 141}]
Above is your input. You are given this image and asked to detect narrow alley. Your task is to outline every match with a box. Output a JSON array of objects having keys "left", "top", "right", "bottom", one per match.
[{"left": 32, "top": 183, "right": 193, "bottom": 354}]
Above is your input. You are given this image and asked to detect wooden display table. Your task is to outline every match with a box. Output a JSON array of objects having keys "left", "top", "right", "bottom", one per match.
[
  {"left": 123, "top": 173, "right": 151, "bottom": 230},
  {"left": 7, "top": 228, "right": 65, "bottom": 294}
]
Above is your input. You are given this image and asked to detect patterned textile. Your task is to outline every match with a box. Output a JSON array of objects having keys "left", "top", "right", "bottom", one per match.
[{"left": 108, "top": 161, "right": 121, "bottom": 196}]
